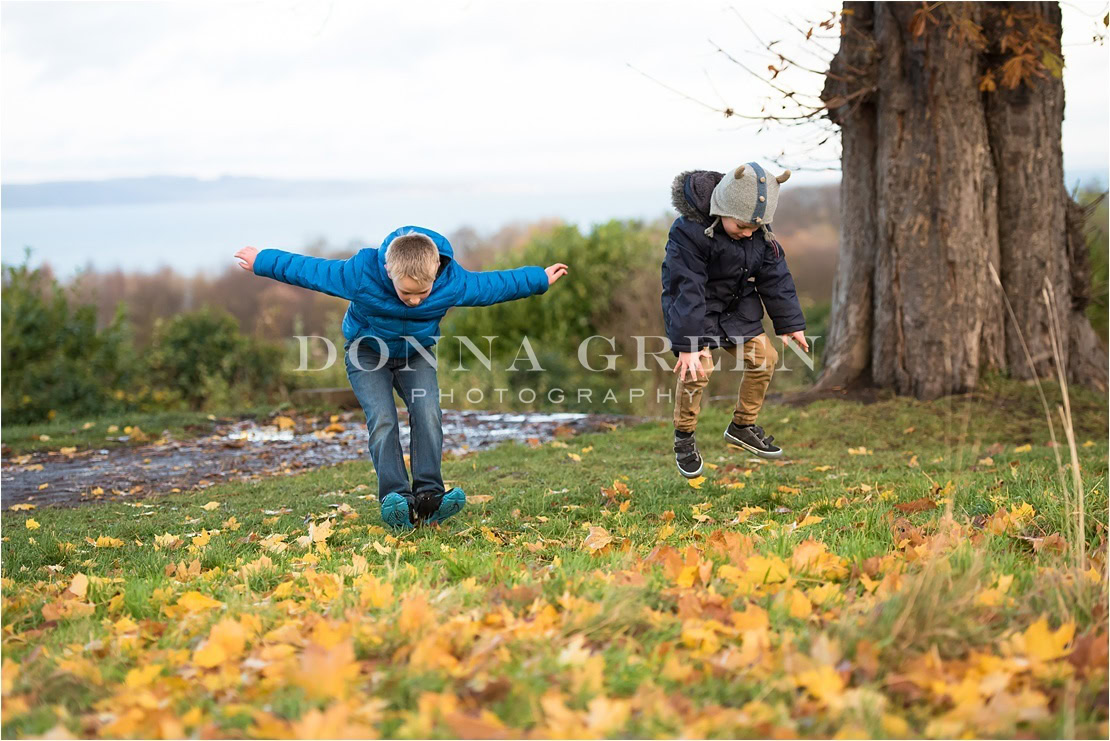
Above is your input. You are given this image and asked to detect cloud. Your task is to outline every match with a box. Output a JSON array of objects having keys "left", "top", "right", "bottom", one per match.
[{"left": 1, "top": 0, "right": 1105, "bottom": 187}]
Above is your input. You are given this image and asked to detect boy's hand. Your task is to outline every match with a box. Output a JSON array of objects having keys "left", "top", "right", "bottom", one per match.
[
  {"left": 235, "top": 247, "right": 259, "bottom": 272},
  {"left": 779, "top": 331, "right": 810, "bottom": 352},
  {"left": 545, "top": 263, "right": 569, "bottom": 286},
  {"left": 673, "top": 348, "right": 711, "bottom": 383}
]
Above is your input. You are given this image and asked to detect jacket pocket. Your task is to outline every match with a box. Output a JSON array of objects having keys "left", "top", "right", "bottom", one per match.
[{"left": 737, "top": 293, "right": 764, "bottom": 323}]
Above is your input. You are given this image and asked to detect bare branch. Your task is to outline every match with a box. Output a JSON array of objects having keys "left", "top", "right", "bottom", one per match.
[
  {"left": 708, "top": 40, "right": 826, "bottom": 104},
  {"left": 626, "top": 64, "right": 783, "bottom": 121},
  {"left": 728, "top": 6, "right": 833, "bottom": 77}
]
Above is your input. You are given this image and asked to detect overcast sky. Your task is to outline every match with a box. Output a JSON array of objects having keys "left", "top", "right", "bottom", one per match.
[{"left": 2, "top": 0, "right": 1108, "bottom": 191}]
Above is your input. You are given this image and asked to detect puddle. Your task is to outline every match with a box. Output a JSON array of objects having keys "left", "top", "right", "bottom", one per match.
[{"left": 1, "top": 408, "right": 636, "bottom": 509}]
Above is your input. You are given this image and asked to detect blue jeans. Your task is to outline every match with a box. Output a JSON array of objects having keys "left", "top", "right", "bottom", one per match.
[{"left": 344, "top": 339, "right": 443, "bottom": 502}]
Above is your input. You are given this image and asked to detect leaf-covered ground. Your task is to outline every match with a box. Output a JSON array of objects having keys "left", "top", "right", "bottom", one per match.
[{"left": 2, "top": 377, "right": 1107, "bottom": 739}]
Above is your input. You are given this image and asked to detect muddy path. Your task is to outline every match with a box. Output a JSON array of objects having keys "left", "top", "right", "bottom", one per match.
[{"left": 1, "top": 409, "right": 637, "bottom": 509}]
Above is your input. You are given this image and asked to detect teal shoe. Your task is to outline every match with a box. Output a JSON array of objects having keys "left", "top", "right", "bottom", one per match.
[
  {"left": 418, "top": 487, "right": 466, "bottom": 526},
  {"left": 380, "top": 492, "right": 414, "bottom": 531}
]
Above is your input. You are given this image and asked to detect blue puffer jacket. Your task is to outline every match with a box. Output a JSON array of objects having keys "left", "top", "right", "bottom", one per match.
[{"left": 253, "top": 225, "right": 550, "bottom": 358}]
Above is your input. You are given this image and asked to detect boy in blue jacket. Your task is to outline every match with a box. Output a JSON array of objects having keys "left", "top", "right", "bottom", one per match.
[
  {"left": 661, "top": 162, "right": 809, "bottom": 478},
  {"left": 236, "top": 226, "right": 568, "bottom": 530}
]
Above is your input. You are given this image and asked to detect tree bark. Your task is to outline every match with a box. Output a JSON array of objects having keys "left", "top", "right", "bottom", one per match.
[{"left": 817, "top": 1, "right": 1108, "bottom": 399}]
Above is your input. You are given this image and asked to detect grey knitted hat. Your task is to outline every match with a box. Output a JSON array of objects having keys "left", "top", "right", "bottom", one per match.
[{"left": 704, "top": 161, "right": 791, "bottom": 238}]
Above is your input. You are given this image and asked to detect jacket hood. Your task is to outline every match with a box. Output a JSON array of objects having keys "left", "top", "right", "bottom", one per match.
[
  {"left": 670, "top": 170, "right": 724, "bottom": 225},
  {"left": 378, "top": 225, "right": 453, "bottom": 277}
]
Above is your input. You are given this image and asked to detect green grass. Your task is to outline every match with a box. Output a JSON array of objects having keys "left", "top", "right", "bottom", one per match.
[{"left": 1, "top": 375, "right": 1107, "bottom": 739}]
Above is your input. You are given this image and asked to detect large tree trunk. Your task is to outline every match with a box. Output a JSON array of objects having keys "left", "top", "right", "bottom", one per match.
[{"left": 817, "top": 1, "right": 1108, "bottom": 400}]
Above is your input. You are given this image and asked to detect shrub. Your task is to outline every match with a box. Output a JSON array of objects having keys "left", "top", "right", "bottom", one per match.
[
  {"left": 1, "top": 256, "right": 141, "bottom": 424},
  {"left": 147, "top": 308, "right": 284, "bottom": 410}
]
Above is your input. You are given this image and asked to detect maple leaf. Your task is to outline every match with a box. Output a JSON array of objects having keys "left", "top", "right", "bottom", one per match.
[
  {"left": 124, "top": 664, "right": 164, "bottom": 688},
  {"left": 295, "top": 639, "right": 361, "bottom": 699},
  {"left": 583, "top": 526, "right": 614, "bottom": 553},
  {"left": 311, "top": 519, "right": 333, "bottom": 543},
  {"left": 355, "top": 572, "right": 395, "bottom": 607},
  {"left": 67, "top": 572, "right": 89, "bottom": 599},
  {"left": 601, "top": 480, "right": 632, "bottom": 501},
  {"left": 785, "top": 588, "right": 813, "bottom": 619},
  {"left": 25, "top": 519, "right": 40, "bottom": 530},
  {"left": 894, "top": 497, "right": 938, "bottom": 514},
  {"left": 445, "top": 711, "right": 516, "bottom": 740},
  {"left": 291, "top": 703, "right": 378, "bottom": 739},
  {"left": 174, "top": 591, "right": 224, "bottom": 613},
  {"left": 790, "top": 540, "right": 848, "bottom": 579},
  {"left": 201, "top": 501, "right": 220, "bottom": 511},
  {"left": 41, "top": 599, "right": 95, "bottom": 621},
  {"left": 796, "top": 664, "right": 845, "bottom": 706},
  {"left": 193, "top": 617, "right": 248, "bottom": 668},
  {"left": 1009, "top": 502, "right": 1036, "bottom": 525},
  {"left": 808, "top": 582, "right": 841, "bottom": 606},
  {"left": 792, "top": 514, "right": 824, "bottom": 530},
  {"left": 687, "top": 476, "right": 706, "bottom": 489},
  {"left": 86, "top": 535, "right": 124, "bottom": 548},
  {"left": 734, "top": 506, "right": 765, "bottom": 524},
  {"left": 1016, "top": 616, "right": 1075, "bottom": 662},
  {"left": 154, "top": 532, "right": 183, "bottom": 550},
  {"left": 976, "top": 574, "right": 1015, "bottom": 607}
]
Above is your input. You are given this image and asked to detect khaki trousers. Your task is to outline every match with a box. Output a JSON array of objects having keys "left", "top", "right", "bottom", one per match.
[{"left": 673, "top": 334, "right": 779, "bottom": 432}]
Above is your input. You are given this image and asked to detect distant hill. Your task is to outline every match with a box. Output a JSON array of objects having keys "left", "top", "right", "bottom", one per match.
[{"left": 0, "top": 175, "right": 387, "bottom": 208}]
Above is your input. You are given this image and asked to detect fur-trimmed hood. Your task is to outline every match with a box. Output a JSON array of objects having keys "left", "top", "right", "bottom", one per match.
[{"left": 670, "top": 170, "right": 724, "bottom": 225}]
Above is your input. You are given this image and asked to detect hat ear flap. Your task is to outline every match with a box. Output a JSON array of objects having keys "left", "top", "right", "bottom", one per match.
[
  {"left": 734, "top": 165, "right": 745, "bottom": 179},
  {"left": 775, "top": 169, "right": 791, "bottom": 184}
]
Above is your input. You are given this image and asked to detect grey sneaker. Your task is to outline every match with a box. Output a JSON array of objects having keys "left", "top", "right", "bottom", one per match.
[
  {"left": 724, "top": 422, "right": 784, "bottom": 459},
  {"left": 674, "top": 431, "right": 704, "bottom": 478}
]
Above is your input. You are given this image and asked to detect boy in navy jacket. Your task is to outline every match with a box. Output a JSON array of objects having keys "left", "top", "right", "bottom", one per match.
[
  {"left": 236, "top": 226, "right": 568, "bottom": 529},
  {"left": 661, "top": 162, "right": 808, "bottom": 478}
]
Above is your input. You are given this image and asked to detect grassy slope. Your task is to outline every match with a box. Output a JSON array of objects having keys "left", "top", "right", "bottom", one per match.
[{"left": 1, "top": 376, "right": 1107, "bottom": 738}]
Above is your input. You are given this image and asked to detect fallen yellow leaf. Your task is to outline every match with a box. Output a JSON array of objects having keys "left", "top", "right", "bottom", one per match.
[
  {"left": 174, "top": 591, "right": 224, "bottom": 613},
  {"left": 68, "top": 572, "right": 89, "bottom": 599},
  {"left": 1018, "top": 616, "right": 1075, "bottom": 662},
  {"left": 583, "top": 526, "right": 614, "bottom": 553}
]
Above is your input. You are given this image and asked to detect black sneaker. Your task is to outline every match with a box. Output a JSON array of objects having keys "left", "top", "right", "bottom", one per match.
[
  {"left": 674, "top": 431, "right": 704, "bottom": 478},
  {"left": 413, "top": 490, "right": 444, "bottom": 523},
  {"left": 724, "top": 422, "right": 784, "bottom": 459}
]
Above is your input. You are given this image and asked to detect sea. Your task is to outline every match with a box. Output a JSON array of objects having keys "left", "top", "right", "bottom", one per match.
[{"left": 0, "top": 187, "right": 667, "bottom": 279}]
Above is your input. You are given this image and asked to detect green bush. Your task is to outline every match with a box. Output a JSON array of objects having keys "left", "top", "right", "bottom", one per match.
[
  {"left": 1, "top": 257, "right": 142, "bottom": 424},
  {"left": 441, "top": 220, "right": 666, "bottom": 411},
  {"left": 148, "top": 308, "right": 285, "bottom": 410}
]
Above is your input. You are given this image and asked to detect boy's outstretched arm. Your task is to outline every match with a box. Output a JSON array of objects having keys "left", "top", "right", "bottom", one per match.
[
  {"left": 453, "top": 263, "right": 568, "bottom": 307},
  {"left": 235, "top": 246, "right": 370, "bottom": 301}
]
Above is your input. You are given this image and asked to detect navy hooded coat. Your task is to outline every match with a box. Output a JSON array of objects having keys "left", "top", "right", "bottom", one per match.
[{"left": 660, "top": 170, "right": 806, "bottom": 355}]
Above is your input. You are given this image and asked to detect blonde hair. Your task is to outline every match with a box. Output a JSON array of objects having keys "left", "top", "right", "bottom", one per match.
[{"left": 385, "top": 233, "right": 439, "bottom": 283}]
